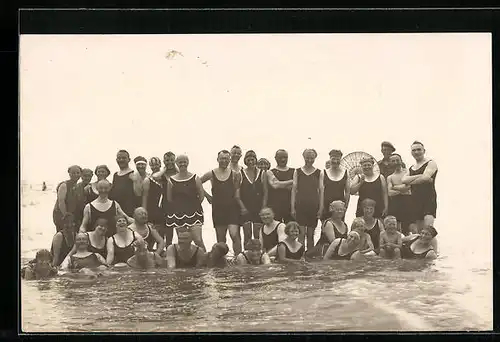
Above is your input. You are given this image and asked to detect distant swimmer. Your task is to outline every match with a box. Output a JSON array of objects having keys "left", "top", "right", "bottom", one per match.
[
  {"left": 377, "top": 141, "right": 397, "bottom": 179},
  {"left": 109, "top": 150, "right": 137, "bottom": 217},
  {"left": 21, "top": 249, "right": 58, "bottom": 280},
  {"left": 387, "top": 154, "right": 413, "bottom": 235},
  {"left": 166, "top": 154, "right": 206, "bottom": 250},
  {"left": 235, "top": 150, "right": 268, "bottom": 243},
  {"left": 323, "top": 231, "right": 363, "bottom": 261},
  {"left": 106, "top": 214, "right": 142, "bottom": 266},
  {"left": 79, "top": 179, "right": 133, "bottom": 238},
  {"left": 42, "top": 182, "right": 47, "bottom": 191},
  {"left": 53, "top": 165, "right": 82, "bottom": 232},
  {"left": 165, "top": 229, "right": 206, "bottom": 269},
  {"left": 126, "top": 239, "right": 165, "bottom": 269},
  {"left": 234, "top": 239, "right": 271, "bottom": 266},
  {"left": 402, "top": 141, "right": 438, "bottom": 231},
  {"left": 259, "top": 207, "right": 286, "bottom": 256},
  {"left": 229, "top": 145, "right": 243, "bottom": 173},
  {"left": 320, "top": 149, "right": 350, "bottom": 222},
  {"left": 204, "top": 242, "right": 230, "bottom": 268},
  {"left": 360, "top": 198, "right": 384, "bottom": 253},
  {"left": 351, "top": 157, "right": 388, "bottom": 219},
  {"left": 128, "top": 207, "right": 165, "bottom": 256},
  {"left": 276, "top": 221, "right": 305, "bottom": 263},
  {"left": 200, "top": 150, "right": 242, "bottom": 254},
  {"left": 51, "top": 213, "right": 76, "bottom": 267},
  {"left": 59, "top": 233, "right": 107, "bottom": 271},
  {"left": 257, "top": 158, "right": 271, "bottom": 171},
  {"left": 379, "top": 216, "right": 402, "bottom": 259},
  {"left": 401, "top": 226, "right": 438, "bottom": 260},
  {"left": 266, "top": 149, "right": 295, "bottom": 224},
  {"left": 291, "top": 149, "right": 322, "bottom": 251},
  {"left": 85, "top": 165, "right": 111, "bottom": 204}
]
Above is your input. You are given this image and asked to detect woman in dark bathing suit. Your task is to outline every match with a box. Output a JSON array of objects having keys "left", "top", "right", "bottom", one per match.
[
  {"left": 165, "top": 229, "right": 206, "bottom": 269},
  {"left": 401, "top": 226, "right": 438, "bottom": 260},
  {"left": 320, "top": 149, "right": 350, "bottom": 222},
  {"left": 323, "top": 231, "right": 363, "bottom": 261},
  {"left": 60, "top": 233, "right": 107, "bottom": 271},
  {"left": 51, "top": 213, "right": 76, "bottom": 267},
  {"left": 84, "top": 165, "right": 111, "bottom": 204},
  {"left": 276, "top": 221, "right": 305, "bottom": 263},
  {"left": 351, "top": 157, "right": 388, "bottom": 219},
  {"left": 235, "top": 239, "right": 271, "bottom": 265},
  {"left": 106, "top": 214, "right": 142, "bottom": 266},
  {"left": 66, "top": 218, "right": 109, "bottom": 260},
  {"left": 259, "top": 207, "right": 286, "bottom": 256}
]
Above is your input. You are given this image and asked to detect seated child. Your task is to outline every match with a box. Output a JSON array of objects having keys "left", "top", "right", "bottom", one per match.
[
  {"left": 379, "top": 216, "right": 402, "bottom": 259},
  {"left": 351, "top": 217, "right": 377, "bottom": 256}
]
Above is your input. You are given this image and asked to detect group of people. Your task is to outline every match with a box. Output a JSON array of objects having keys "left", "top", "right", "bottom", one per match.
[{"left": 22, "top": 141, "right": 439, "bottom": 279}]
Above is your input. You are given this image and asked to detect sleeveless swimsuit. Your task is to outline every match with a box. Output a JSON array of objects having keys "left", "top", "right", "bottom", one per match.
[
  {"left": 329, "top": 238, "right": 356, "bottom": 260},
  {"left": 88, "top": 200, "right": 117, "bottom": 238},
  {"left": 211, "top": 170, "right": 239, "bottom": 226},
  {"left": 173, "top": 245, "right": 200, "bottom": 268},
  {"left": 409, "top": 161, "right": 438, "bottom": 219},
  {"left": 109, "top": 170, "right": 138, "bottom": 217},
  {"left": 261, "top": 221, "right": 284, "bottom": 252},
  {"left": 315, "top": 219, "right": 348, "bottom": 246},
  {"left": 268, "top": 168, "right": 295, "bottom": 223},
  {"left": 239, "top": 169, "right": 264, "bottom": 224},
  {"left": 86, "top": 232, "right": 107, "bottom": 259},
  {"left": 365, "top": 219, "right": 382, "bottom": 252},
  {"left": 135, "top": 224, "right": 156, "bottom": 251},
  {"left": 70, "top": 253, "right": 101, "bottom": 270},
  {"left": 112, "top": 230, "right": 137, "bottom": 264},
  {"left": 401, "top": 237, "right": 433, "bottom": 259},
  {"left": 240, "top": 252, "right": 265, "bottom": 265},
  {"left": 52, "top": 180, "right": 80, "bottom": 232},
  {"left": 295, "top": 168, "right": 321, "bottom": 228},
  {"left": 277, "top": 241, "right": 305, "bottom": 260},
  {"left": 356, "top": 175, "right": 384, "bottom": 218},
  {"left": 166, "top": 175, "right": 204, "bottom": 229},
  {"left": 321, "top": 170, "right": 348, "bottom": 221},
  {"left": 85, "top": 184, "right": 99, "bottom": 203},
  {"left": 146, "top": 177, "right": 166, "bottom": 224}
]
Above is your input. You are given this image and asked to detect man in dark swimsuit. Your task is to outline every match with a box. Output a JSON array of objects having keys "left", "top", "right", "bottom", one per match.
[
  {"left": 109, "top": 150, "right": 137, "bottom": 217},
  {"left": 266, "top": 149, "right": 295, "bottom": 224},
  {"left": 402, "top": 141, "right": 439, "bottom": 231},
  {"left": 377, "top": 141, "right": 396, "bottom": 179}
]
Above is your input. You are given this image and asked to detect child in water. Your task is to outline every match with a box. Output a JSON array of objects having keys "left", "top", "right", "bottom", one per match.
[
  {"left": 351, "top": 218, "right": 377, "bottom": 256},
  {"left": 379, "top": 216, "right": 402, "bottom": 259},
  {"left": 21, "top": 249, "right": 58, "bottom": 280},
  {"left": 127, "top": 240, "right": 165, "bottom": 269}
]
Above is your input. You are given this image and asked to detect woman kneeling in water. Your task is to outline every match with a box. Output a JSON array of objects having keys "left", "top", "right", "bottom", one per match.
[
  {"left": 60, "top": 233, "right": 107, "bottom": 271},
  {"left": 323, "top": 231, "right": 363, "bottom": 261},
  {"left": 235, "top": 239, "right": 271, "bottom": 265},
  {"left": 107, "top": 215, "right": 142, "bottom": 266},
  {"left": 21, "top": 249, "right": 58, "bottom": 280},
  {"left": 165, "top": 229, "right": 206, "bottom": 269},
  {"left": 401, "top": 226, "right": 438, "bottom": 260},
  {"left": 276, "top": 221, "right": 305, "bottom": 263},
  {"left": 127, "top": 239, "right": 165, "bottom": 269}
]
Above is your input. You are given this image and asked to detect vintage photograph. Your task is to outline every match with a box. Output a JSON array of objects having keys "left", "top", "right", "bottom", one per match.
[{"left": 20, "top": 33, "right": 492, "bottom": 332}]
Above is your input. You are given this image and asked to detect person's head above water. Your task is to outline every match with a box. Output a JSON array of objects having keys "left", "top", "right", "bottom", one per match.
[
  {"left": 346, "top": 230, "right": 361, "bottom": 248},
  {"left": 420, "top": 226, "right": 438, "bottom": 243},
  {"left": 361, "top": 198, "right": 376, "bottom": 218},
  {"left": 284, "top": 221, "right": 300, "bottom": 240},
  {"left": 74, "top": 232, "right": 90, "bottom": 251},
  {"left": 274, "top": 149, "right": 288, "bottom": 167},
  {"left": 211, "top": 242, "right": 229, "bottom": 259},
  {"left": 244, "top": 150, "right": 257, "bottom": 167},
  {"left": 244, "top": 239, "right": 263, "bottom": 262},
  {"left": 116, "top": 150, "right": 131, "bottom": 169},
  {"left": 67, "top": 165, "right": 82, "bottom": 182},
  {"left": 96, "top": 179, "right": 112, "bottom": 196},
  {"left": 115, "top": 214, "right": 129, "bottom": 233},
  {"left": 33, "top": 249, "right": 54, "bottom": 277},
  {"left": 177, "top": 229, "right": 193, "bottom": 246},
  {"left": 94, "top": 165, "right": 111, "bottom": 180},
  {"left": 133, "top": 207, "right": 148, "bottom": 225},
  {"left": 217, "top": 150, "right": 231, "bottom": 169},
  {"left": 93, "top": 218, "right": 108, "bottom": 236}
]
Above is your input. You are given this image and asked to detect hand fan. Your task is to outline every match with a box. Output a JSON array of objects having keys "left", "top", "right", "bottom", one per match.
[{"left": 339, "top": 151, "right": 380, "bottom": 196}]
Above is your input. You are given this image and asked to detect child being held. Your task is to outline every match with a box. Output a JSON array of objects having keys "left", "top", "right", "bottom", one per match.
[
  {"left": 379, "top": 216, "right": 402, "bottom": 259},
  {"left": 351, "top": 217, "right": 376, "bottom": 256}
]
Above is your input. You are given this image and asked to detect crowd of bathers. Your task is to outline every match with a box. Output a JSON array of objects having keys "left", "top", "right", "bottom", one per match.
[{"left": 22, "top": 141, "right": 439, "bottom": 280}]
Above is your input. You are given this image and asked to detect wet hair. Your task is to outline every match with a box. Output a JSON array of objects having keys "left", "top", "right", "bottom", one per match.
[
  {"left": 94, "top": 165, "right": 111, "bottom": 177},
  {"left": 302, "top": 148, "right": 318, "bottom": 158},
  {"left": 412, "top": 141, "right": 424, "bottom": 148},
  {"left": 35, "top": 249, "right": 53, "bottom": 261},
  {"left": 328, "top": 149, "right": 343, "bottom": 158},
  {"left": 245, "top": 239, "right": 262, "bottom": 251},
  {"left": 134, "top": 156, "right": 147, "bottom": 164},
  {"left": 359, "top": 157, "right": 375, "bottom": 165},
  {"left": 81, "top": 168, "right": 93, "bottom": 175},
  {"left": 284, "top": 221, "right": 300, "bottom": 235},
  {"left": 213, "top": 242, "right": 229, "bottom": 255},
  {"left": 67, "top": 165, "right": 82, "bottom": 173},
  {"left": 163, "top": 151, "right": 176, "bottom": 158},
  {"left": 94, "top": 218, "right": 109, "bottom": 229},
  {"left": 218, "top": 150, "right": 231, "bottom": 158},
  {"left": 422, "top": 226, "right": 438, "bottom": 238},
  {"left": 361, "top": 198, "right": 377, "bottom": 209},
  {"left": 259, "top": 207, "right": 274, "bottom": 216},
  {"left": 244, "top": 150, "right": 257, "bottom": 165},
  {"left": 383, "top": 215, "right": 397, "bottom": 226},
  {"left": 117, "top": 150, "right": 130, "bottom": 158}
]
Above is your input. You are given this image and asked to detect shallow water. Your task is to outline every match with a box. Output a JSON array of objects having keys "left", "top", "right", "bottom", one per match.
[{"left": 20, "top": 185, "right": 492, "bottom": 332}]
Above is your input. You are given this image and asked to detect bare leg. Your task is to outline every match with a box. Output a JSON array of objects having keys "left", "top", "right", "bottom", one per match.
[
  {"left": 214, "top": 226, "right": 228, "bottom": 243},
  {"left": 252, "top": 223, "right": 263, "bottom": 240},
  {"left": 242, "top": 222, "right": 252, "bottom": 246},
  {"left": 393, "top": 247, "right": 401, "bottom": 259},
  {"left": 228, "top": 224, "right": 242, "bottom": 255},
  {"left": 306, "top": 226, "right": 315, "bottom": 251},
  {"left": 190, "top": 225, "right": 206, "bottom": 251}
]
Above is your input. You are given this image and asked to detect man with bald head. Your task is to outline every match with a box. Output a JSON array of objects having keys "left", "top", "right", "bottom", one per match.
[{"left": 266, "top": 149, "right": 295, "bottom": 224}]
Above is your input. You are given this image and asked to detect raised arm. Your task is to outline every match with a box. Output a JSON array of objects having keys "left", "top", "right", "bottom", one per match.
[
  {"left": 79, "top": 204, "right": 91, "bottom": 233},
  {"left": 165, "top": 244, "right": 176, "bottom": 269},
  {"left": 106, "top": 237, "right": 115, "bottom": 265},
  {"left": 291, "top": 170, "right": 298, "bottom": 218},
  {"left": 350, "top": 174, "right": 364, "bottom": 195},
  {"left": 142, "top": 177, "right": 151, "bottom": 210},
  {"left": 115, "top": 202, "right": 134, "bottom": 224},
  {"left": 318, "top": 170, "right": 325, "bottom": 217},
  {"left": 57, "top": 182, "right": 68, "bottom": 215},
  {"left": 323, "top": 239, "right": 341, "bottom": 260}
]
